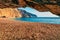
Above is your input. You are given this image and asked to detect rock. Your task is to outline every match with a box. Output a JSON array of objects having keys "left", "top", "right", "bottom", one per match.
[
  {"left": 24, "top": 1, "right": 49, "bottom": 12},
  {"left": 19, "top": 9, "right": 37, "bottom": 18},
  {"left": 45, "top": 5, "right": 60, "bottom": 15},
  {"left": 0, "top": 0, "right": 60, "bottom": 16},
  {"left": 19, "top": 0, "right": 60, "bottom": 15},
  {"left": 0, "top": 8, "right": 22, "bottom": 18},
  {"left": 18, "top": 0, "right": 27, "bottom": 7}
]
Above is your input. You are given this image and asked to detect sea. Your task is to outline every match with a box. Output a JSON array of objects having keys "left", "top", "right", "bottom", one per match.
[
  {"left": 14, "top": 17, "right": 60, "bottom": 24},
  {"left": 16, "top": 7, "right": 60, "bottom": 24}
]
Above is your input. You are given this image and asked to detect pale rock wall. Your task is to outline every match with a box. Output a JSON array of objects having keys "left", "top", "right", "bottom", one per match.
[{"left": 0, "top": 8, "right": 22, "bottom": 18}]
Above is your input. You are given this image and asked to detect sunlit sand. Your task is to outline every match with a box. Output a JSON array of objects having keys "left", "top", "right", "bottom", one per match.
[{"left": 0, "top": 18, "right": 60, "bottom": 40}]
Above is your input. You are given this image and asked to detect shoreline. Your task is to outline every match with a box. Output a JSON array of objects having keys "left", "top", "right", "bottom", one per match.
[{"left": 0, "top": 18, "right": 60, "bottom": 40}]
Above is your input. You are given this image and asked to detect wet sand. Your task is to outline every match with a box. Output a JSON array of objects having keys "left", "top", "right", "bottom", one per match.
[{"left": 0, "top": 18, "right": 60, "bottom": 40}]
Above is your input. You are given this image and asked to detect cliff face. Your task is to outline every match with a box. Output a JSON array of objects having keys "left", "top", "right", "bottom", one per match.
[
  {"left": 18, "top": 0, "right": 48, "bottom": 12},
  {"left": 45, "top": 5, "right": 60, "bottom": 15},
  {"left": 0, "top": 0, "right": 48, "bottom": 11},
  {"left": 18, "top": 0, "right": 27, "bottom": 7},
  {"left": 0, "top": 0, "right": 19, "bottom": 8},
  {"left": 21, "top": 0, "right": 60, "bottom": 15},
  {"left": 0, "top": 8, "right": 22, "bottom": 18},
  {"left": 0, "top": 0, "right": 60, "bottom": 16},
  {"left": 0, "top": 0, "right": 22, "bottom": 18}
]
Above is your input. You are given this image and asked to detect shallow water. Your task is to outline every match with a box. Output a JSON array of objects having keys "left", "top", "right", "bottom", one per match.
[{"left": 15, "top": 17, "right": 60, "bottom": 24}]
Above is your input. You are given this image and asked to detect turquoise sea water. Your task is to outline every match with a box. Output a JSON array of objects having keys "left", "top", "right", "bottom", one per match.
[
  {"left": 15, "top": 17, "right": 60, "bottom": 24},
  {"left": 16, "top": 7, "right": 60, "bottom": 24}
]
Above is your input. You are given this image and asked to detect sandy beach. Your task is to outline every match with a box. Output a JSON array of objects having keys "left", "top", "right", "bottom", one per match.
[{"left": 0, "top": 18, "right": 60, "bottom": 40}]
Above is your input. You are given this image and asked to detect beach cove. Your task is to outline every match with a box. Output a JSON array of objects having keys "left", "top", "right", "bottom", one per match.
[
  {"left": 0, "top": 7, "right": 60, "bottom": 40},
  {"left": 0, "top": 0, "right": 60, "bottom": 40}
]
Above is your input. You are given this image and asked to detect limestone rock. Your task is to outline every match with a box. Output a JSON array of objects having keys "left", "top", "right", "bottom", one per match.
[{"left": 0, "top": 8, "right": 22, "bottom": 18}]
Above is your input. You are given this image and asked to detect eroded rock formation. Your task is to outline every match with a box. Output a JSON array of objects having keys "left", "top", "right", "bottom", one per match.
[{"left": 0, "top": 8, "right": 22, "bottom": 18}]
